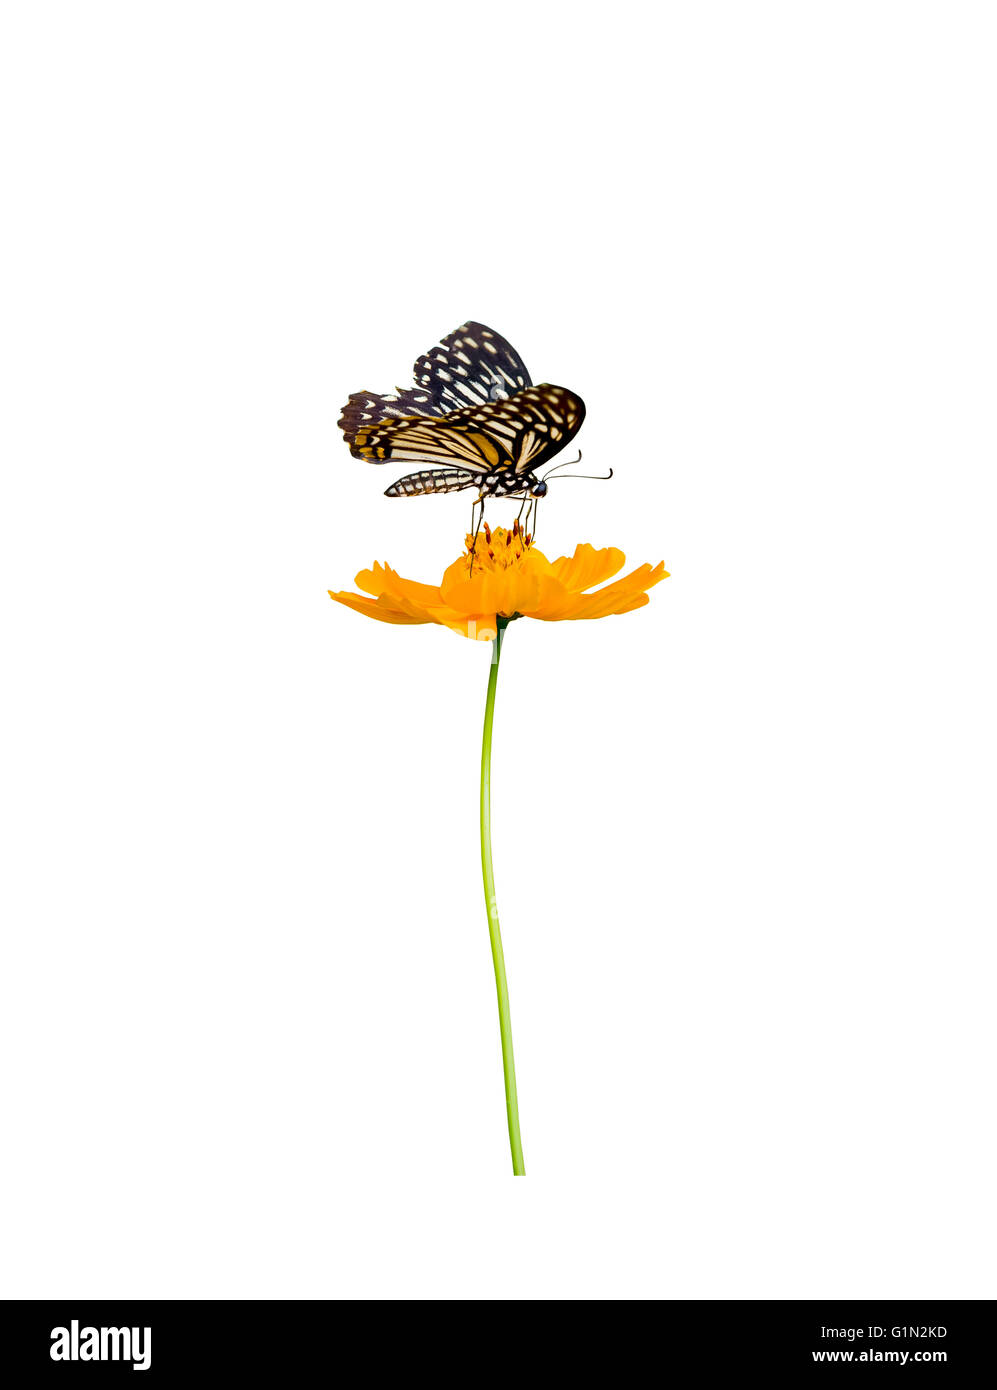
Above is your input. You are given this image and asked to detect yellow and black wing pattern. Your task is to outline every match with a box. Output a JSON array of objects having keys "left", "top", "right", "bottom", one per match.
[{"left": 339, "top": 321, "right": 533, "bottom": 447}]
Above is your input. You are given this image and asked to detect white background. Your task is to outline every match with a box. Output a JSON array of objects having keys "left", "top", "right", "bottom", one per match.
[{"left": 2, "top": 2, "right": 995, "bottom": 1299}]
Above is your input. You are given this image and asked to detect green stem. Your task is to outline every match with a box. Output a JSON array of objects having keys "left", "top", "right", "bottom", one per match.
[{"left": 480, "top": 616, "right": 525, "bottom": 1175}]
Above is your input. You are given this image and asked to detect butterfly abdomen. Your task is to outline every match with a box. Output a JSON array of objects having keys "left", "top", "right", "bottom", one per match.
[{"left": 384, "top": 468, "right": 477, "bottom": 498}]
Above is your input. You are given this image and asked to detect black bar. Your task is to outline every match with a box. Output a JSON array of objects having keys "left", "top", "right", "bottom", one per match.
[{"left": 2, "top": 1300, "right": 993, "bottom": 1377}]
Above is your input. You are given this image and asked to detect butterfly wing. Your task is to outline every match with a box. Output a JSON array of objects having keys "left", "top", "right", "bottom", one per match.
[
  {"left": 351, "top": 412, "right": 498, "bottom": 470},
  {"left": 338, "top": 385, "right": 441, "bottom": 453},
  {"left": 413, "top": 321, "right": 533, "bottom": 412},
  {"left": 473, "top": 385, "right": 586, "bottom": 475},
  {"left": 356, "top": 385, "right": 585, "bottom": 487},
  {"left": 339, "top": 321, "right": 534, "bottom": 453}
]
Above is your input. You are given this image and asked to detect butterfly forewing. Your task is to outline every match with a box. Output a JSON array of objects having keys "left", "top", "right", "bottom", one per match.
[
  {"left": 338, "top": 321, "right": 536, "bottom": 455},
  {"left": 350, "top": 385, "right": 584, "bottom": 480},
  {"left": 413, "top": 321, "right": 533, "bottom": 412}
]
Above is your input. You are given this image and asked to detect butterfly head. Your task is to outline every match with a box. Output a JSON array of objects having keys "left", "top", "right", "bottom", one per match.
[{"left": 529, "top": 478, "right": 548, "bottom": 498}]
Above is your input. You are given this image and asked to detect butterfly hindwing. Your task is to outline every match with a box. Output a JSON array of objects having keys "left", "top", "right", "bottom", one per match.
[{"left": 338, "top": 386, "right": 441, "bottom": 451}]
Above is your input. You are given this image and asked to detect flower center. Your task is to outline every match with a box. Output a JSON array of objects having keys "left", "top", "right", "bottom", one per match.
[{"left": 462, "top": 519, "right": 533, "bottom": 574}]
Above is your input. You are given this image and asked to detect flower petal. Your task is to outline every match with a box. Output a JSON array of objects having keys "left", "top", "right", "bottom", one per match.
[
  {"left": 328, "top": 590, "right": 430, "bottom": 625},
  {"left": 535, "top": 562, "right": 669, "bottom": 620},
  {"left": 378, "top": 565, "right": 445, "bottom": 610},
  {"left": 427, "top": 607, "right": 501, "bottom": 641},
  {"left": 549, "top": 544, "right": 626, "bottom": 593},
  {"left": 357, "top": 563, "right": 442, "bottom": 608},
  {"left": 441, "top": 564, "right": 540, "bottom": 619}
]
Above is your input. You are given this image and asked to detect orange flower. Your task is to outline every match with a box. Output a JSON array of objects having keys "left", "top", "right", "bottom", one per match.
[{"left": 329, "top": 523, "right": 669, "bottom": 641}]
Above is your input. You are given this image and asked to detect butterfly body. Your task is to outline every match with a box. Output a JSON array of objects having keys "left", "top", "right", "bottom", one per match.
[
  {"left": 384, "top": 468, "right": 546, "bottom": 500},
  {"left": 383, "top": 467, "right": 478, "bottom": 498},
  {"left": 339, "top": 322, "right": 585, "bottom": 505}
]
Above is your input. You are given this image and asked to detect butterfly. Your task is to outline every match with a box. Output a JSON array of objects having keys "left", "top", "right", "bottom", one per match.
[{"left": 338, "top": 322, "right": 586, "bottom": 534}]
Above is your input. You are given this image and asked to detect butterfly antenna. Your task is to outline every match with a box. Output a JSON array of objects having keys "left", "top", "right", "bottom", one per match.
[
  {"left": 542, "top": 451, "right": 583, "bottom": 482},
  {"left": 547, "top": 467, "right": 614, "bottom": 483}
]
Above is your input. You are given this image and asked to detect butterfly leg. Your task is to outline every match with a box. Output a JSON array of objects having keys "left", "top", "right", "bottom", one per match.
[
  {"left": 469, "top": 495, "right": 486, "bottom": 575},
  {"left": 527, "top": 496, "right": 539, "bottom": 545}
]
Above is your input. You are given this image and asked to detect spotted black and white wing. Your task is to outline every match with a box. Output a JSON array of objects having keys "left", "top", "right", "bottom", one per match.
[
  {"left": 412, "top": 321, "right": 533, "bottom": 412},
  {"left": 338, "top": 385, "right": 440, "bottom": 451},
  {"left": 352, "top": 385, "right": 585, "bottom": 482},
  {"left": 338, "top": 320, "right": 533, "bottom": 453}
]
